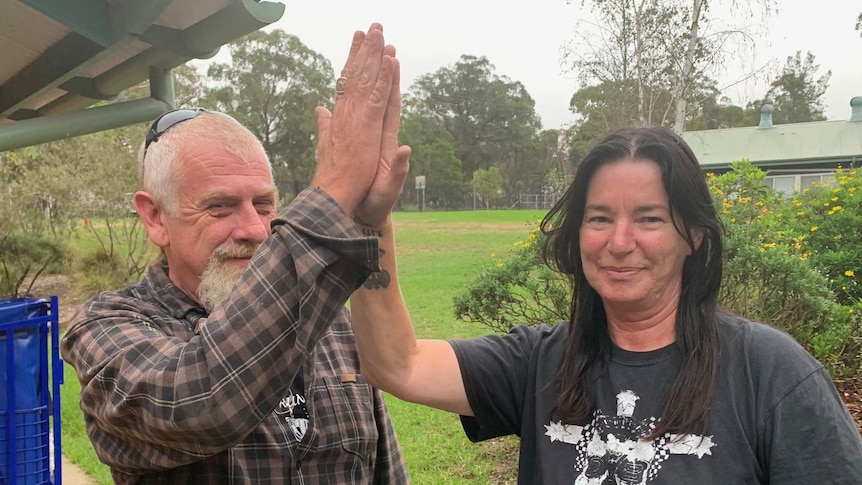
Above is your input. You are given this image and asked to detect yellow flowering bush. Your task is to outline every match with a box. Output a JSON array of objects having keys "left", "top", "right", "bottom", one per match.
[
  {"left": 708, "top": 161, "right": 861, "bottom": 376},
  {"left": 774, "top": 166, "right": 861, "bottom": 305}
]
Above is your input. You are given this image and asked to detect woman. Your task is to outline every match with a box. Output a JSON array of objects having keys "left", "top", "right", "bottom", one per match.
[{"left": 349, "top": 126, "right": 862, "bottom": 484}]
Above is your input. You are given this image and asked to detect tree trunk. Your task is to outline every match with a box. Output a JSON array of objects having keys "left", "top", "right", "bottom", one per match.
[
  {"left": 673, "top": 0, "right": 705, "bottom": 134},
  {"left": 634, "top": 0, "right": 646, "bottom": 123}
]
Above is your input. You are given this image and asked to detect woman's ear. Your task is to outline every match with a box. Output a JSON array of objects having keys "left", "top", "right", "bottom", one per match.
[{"left": 690, "top": 228, "right": 704, "bottom": 254}]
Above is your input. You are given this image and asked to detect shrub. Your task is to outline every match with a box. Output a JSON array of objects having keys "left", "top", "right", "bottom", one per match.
[
  {"left": 72, "top": 245, "right": 152, "bottom": 298},
  {"left": 453, "top": 226, "right": 569, "bottom": 333},
  {"left": 774, "top": 166, "right": 861, "bottom": 305},
  {"left": 0, "top": 234, "right": 66, "bottom": 298}
]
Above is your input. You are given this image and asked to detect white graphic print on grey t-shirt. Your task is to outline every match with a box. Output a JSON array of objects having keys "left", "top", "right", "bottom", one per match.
[{"left": 545, "top": 390, "right": 715, "bottom": 485}]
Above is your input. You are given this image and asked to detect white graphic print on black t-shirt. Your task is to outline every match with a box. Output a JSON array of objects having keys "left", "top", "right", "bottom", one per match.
[{"left": 545, "top": 390, "right": 715, "bottom": 485}]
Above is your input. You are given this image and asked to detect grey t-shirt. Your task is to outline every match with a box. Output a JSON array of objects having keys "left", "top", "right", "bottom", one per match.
[{"left": 451, "top": 314, "right": 862, "bottom": 484}]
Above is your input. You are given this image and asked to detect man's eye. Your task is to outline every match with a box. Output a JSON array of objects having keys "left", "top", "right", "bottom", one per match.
[
  {"left": 254, "top": 202, "right": 276, "bottom": 214},
  {"left": 207, "top": 204, "right": 232, "bottom": 216}
]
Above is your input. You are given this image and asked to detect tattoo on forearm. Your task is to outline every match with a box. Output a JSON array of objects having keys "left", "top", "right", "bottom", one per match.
[
  {"left": 355, "top": 219, "right": 383, "bottom": 238},
  {"left": 363, "top": 269, "right": 391, "bottom": 290},
  {"left": 364, "top": 246, "right": 391, "bottom": 290},
  {"left": 355, "top": 220, "right": 390, "bottom": 289}
]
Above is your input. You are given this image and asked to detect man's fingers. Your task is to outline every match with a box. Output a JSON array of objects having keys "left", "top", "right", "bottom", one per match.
[
  {"left": 335, "top": 30, "right": 364, "bottom": 113},
  {"left": 314, "top": 106, "right": 332, "bottom": 163},
  {"left": 341, "top": 24, "right": 379, "bottom": 77},
  {"left": 334, "top": 25, "right": 385, "bottom": 118},
  {"left": 351, "top": 28, "right": 385, "bottom": 97},
  {"left": 368, "top": 56, "right": 395, "bottom": 113},
  {"left": 342, "top": 30, "right": 365, "bottom": 77}
]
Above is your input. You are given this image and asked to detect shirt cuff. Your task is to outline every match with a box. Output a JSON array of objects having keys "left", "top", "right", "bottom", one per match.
[{"left": 271, "top": 187, "right": 380, "bottom": 272}]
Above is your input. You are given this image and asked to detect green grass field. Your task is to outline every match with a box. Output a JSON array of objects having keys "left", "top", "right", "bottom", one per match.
[{"left": 59, "top": 209, "right": 545, "bottom": 484}]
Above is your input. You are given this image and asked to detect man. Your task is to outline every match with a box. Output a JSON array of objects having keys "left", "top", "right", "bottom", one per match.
[{"left": 61, "top": 23, "right": 412, "bottom": 484}]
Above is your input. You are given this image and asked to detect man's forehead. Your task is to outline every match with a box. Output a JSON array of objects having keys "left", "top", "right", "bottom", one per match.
[{"left": 199, "top": 186, "right": 277, "bottom": 201}]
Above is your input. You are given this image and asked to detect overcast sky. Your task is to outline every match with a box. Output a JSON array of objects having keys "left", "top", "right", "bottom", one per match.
[{"left": 256, "top": 1, "right": 861, "bottom": 130}]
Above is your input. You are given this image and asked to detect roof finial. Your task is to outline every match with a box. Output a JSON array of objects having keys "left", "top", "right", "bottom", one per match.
[
  {"left": 758, "top": 104, "right": 774, "bottom": 129},
  {"left": 850, "top": 97, "right": 862, "bottom": 122}
]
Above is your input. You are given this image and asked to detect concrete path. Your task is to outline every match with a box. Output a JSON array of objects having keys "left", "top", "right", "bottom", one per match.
[{"left": 61, "top": 456, "right": 96, "bottom": 485}]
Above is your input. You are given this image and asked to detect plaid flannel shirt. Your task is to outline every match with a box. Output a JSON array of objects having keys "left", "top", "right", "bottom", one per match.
[{"left": 61, "top": 188, "right": 410, "bottom": 484}]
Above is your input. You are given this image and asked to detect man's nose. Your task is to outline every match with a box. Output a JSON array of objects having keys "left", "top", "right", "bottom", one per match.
[{"left": 231, "top": 204, "right": 270, "bottom": 244}]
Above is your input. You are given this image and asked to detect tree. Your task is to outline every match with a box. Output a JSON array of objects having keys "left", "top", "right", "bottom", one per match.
[
  {"left": 764, "top": 51, "right": 831, "bottom": 124},
  {"left": 672, "top": 0, "right": 706, "bottom": 133},
  {"left": 398, "top": 112, "right": 468, "bottom": 209},
  {"left": 566, "top": 0, "right": 684, "bottom": 126},
  {"left": 471, "top": 167, "right": 504, "bottom": 209},
  {"left": 566, "top": 0, "right": 773, "bottom": 133},
  {"left": 686, "top": 96, "right": 759, "bottom": 130},
  {"left": 173, "top": 64, "right": 209, "bottom": 107},
  {"left": 856, "top": 12, "right": 861, "bottom": 38},
  {"left": 566, "top": 75, "right": 717, "bottom": 157},
  {"left": 0, "top": 120, "right": 154, "bottom": 297},
  {"left": 204, "top": 29, "right": 333, "bottom": 198},
  {"left": 410, "top": 55, "right": 543, "bottom": 186}
]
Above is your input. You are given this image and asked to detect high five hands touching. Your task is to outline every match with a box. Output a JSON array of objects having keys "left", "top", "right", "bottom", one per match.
[{"left": 312, "top": 23, "right": 411, "bottom": 227}]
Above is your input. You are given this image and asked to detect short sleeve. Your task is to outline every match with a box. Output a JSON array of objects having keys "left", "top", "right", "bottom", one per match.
[
  {"left": 450, "top": 324, "right": 556, "bottom": 442},
  {"left": 762, "top": 366, "right": 862, "bottom": 484}
]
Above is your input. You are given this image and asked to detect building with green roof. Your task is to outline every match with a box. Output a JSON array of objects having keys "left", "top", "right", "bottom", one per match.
[{"left": 682, "top": 96, "right": 862, "bottom": 194}]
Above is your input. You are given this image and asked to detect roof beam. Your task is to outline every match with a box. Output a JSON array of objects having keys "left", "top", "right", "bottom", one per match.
[
  {"left": 0, "top": 68, "right": 174, "bottom": 151},
  {"left": 60, "top": 77, "right": 116, "bottom": 100},
  {"left": 0, "top": 32, "right": 103, "bottom": 115},
  {"left": 139, "top": 0, "right": 285, "bottom": 58},
  {"left": 0, "top": 96, "right": 171, "bottom": 151},
  {"left": 19, "top": 0, "right": 112, "bottom": 46},
  {"left": 37, "top": 49, "right": 189, "bottom": 117},
  {"left": 1, "top": 1, "right": 176, "bottom": 115},
  {"left": 19, "top": 0, "right": 173, "bottom": 46}
]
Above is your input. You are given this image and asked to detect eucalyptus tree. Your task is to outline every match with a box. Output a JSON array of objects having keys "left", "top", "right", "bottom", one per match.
[
  {"left": 764, "top": 51, "right": 831, "bottom": 124},
  {"left": 410, "top": 55, "right": 543, "bottom": 180},
  {"left": 565, "top": 0, "right": 773, "bottom": 133},
  {"left": 204, "top": 29, "right": 333, "bottom": 198}
]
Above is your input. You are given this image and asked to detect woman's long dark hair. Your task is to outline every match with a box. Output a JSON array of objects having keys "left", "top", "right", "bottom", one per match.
[{"left": 541, "top": 126, "right": 724, "bottom": 438}]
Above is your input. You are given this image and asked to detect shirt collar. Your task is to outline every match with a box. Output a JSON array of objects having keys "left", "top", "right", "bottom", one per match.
[{"left": 143, "top": 257, "right": 207, "bottom": 322}]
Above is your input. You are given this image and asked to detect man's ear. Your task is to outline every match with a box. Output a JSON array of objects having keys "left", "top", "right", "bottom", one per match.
[{"left": 134, "top": 191, "right": 169, "bottom": 248}]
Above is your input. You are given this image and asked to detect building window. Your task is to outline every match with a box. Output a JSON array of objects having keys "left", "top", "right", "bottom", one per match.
[{"left": 763, "top": 172, "right": 836, "bottom": 196}]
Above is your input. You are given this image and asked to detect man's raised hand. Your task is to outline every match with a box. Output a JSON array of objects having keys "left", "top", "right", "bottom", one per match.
[{"left": 312, "top": 23, "right": 398, "bottom": 216}]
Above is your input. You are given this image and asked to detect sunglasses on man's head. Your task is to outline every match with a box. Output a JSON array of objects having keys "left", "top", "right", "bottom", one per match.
[{"left": 143, "top": 108, "right": 237, "bottom": 155}]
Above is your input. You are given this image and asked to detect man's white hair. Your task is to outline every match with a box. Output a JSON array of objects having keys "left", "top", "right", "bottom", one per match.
[{"left": 136, "top": 111, "right": 275, "bottom": 214}]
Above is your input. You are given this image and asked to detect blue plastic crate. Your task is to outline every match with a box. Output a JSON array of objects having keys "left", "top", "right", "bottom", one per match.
[{"left": 0, "top": 297, "right": 62, "bottom": 485}]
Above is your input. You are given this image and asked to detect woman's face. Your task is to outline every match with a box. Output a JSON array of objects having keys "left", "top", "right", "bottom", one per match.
[{"left": 579, "top": 159, "right": 698, "bottom": 313}]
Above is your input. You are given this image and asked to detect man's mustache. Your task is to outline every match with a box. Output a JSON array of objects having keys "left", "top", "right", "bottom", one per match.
[{"left": 211, "top": 243, "right": 258, "bottom": 262}]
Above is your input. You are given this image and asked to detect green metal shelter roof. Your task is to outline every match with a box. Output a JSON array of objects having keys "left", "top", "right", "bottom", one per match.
[
  {"left": 0, "top": 0, "right": 285, "bottom": 151},
  {"left": 682, "top": 98, "right": 862, "bottom": 170}
]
